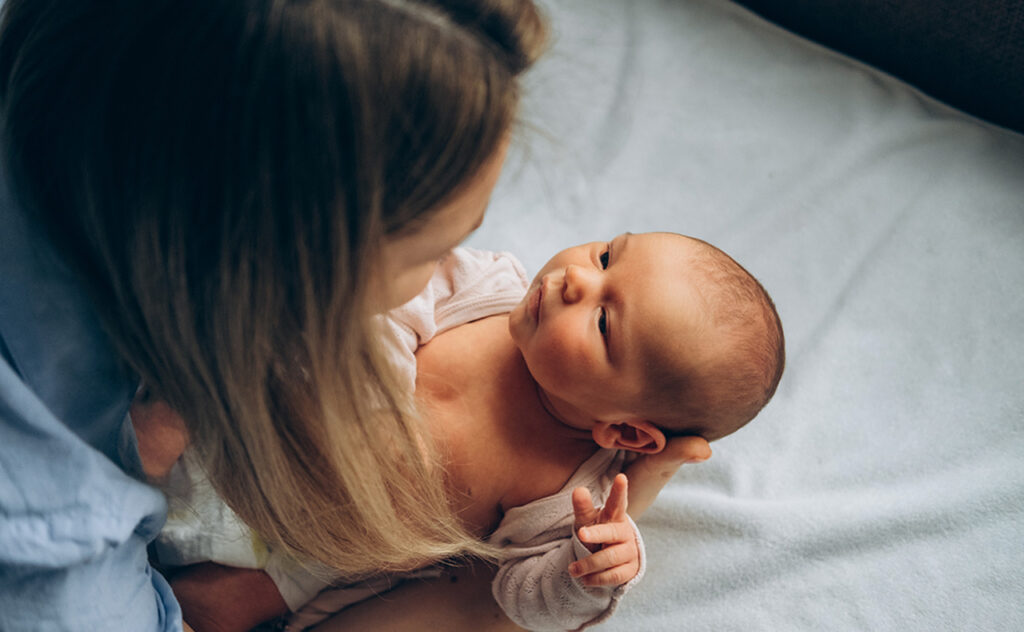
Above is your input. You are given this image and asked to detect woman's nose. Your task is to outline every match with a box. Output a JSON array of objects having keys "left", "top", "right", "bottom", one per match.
[{"left": 562, "top": 264, "right": 594, "bottom": 303}]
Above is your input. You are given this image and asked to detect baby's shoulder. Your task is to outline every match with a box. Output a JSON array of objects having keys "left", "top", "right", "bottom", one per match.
[
  {"left": 498, "top": 441, "right": 600, "bottom": 515},
  {"left": 414, "top": 314, "right": 509, "bottom": 387}
]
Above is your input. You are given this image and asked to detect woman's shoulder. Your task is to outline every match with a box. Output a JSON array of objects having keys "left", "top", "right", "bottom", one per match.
[
  {"left": 0, "top": 171, "right": 137, "bottom": 463},
  {"left": 431, "top": 247, "right": 529, "bottom": 331}
]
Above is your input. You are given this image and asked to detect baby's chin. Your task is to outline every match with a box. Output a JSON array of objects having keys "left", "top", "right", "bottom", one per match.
[{"left": 507, "top": 297, "right": 529, "bottom": 347}]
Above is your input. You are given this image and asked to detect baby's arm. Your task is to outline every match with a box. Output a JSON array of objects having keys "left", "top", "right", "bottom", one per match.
[{"left": 491, "top": 474, "right": 645, "bottom": 631}]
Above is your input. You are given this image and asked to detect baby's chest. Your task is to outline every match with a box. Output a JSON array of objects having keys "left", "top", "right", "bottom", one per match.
[
  {"left": 440, "top": 421, "right": 590, "bottom": 536},
  {"left": 443, "top": 450, "right": 509, "bottom": 536}
]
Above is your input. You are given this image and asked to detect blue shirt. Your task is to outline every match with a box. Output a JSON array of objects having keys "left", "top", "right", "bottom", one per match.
[{"left": 0, "top": 170, "right": 182, "bottom": 630}]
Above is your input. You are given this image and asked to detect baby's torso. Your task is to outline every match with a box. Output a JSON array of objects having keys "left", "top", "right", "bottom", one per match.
[{"left": 414, "top": 315, "right": 599, "bottom": 537}]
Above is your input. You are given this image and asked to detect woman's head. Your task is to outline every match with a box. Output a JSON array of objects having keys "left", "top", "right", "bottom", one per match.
[
  {"left": 0, "top": 0, "right": 538, "bottom": 321},
  {"left": 0, "top": 0, "right": 545, "bottom": 576},
  {"left": 374, "top": 135, "right": 511, "bottom": 310}
]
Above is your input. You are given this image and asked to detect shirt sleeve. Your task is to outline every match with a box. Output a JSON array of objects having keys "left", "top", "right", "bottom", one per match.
[
  {"left": 0, "top": 360, "right": 182, "bottom": 631},
  {"left": 0, "top": 171, "right": 182, "bottom": 631},
  {"left": 490, "top": 515, "right": 646, "bottom": 632}
]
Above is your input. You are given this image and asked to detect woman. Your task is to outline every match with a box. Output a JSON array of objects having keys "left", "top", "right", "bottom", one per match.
[{"left": 0, "top": 1, "right": 545, "bottom": 629}]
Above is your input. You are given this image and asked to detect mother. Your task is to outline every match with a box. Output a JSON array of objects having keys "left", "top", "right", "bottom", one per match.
[{"left": 0, "top": 1, "right": 544, "bottom": 629}]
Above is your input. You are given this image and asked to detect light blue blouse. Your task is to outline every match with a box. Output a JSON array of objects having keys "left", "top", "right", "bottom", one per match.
[{"left": 0, "top": 171, "right": 182, "bottom": 630}]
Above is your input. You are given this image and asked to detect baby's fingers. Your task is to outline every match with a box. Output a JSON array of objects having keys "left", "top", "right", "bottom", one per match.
[
  {"left": 577, "top": 520, "right": 634, "bottom": 546},
  {"left": 569, "top": 541, "right": 640, "bottom": 588},
  {"left": 577, "top": 561, "right": 640, "bottom": 587},
  {"left": 572, "top": 486, "right": 599, "bottom": 527},
  {"left": 568, "top": 541, "right": 637, "bottom": 580},
  {"left": 599, "top": 474, "right": 629, "bottom": 523}
]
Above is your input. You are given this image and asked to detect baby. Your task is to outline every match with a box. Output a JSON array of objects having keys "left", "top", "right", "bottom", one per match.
[{"left": 148, "top": 231, "right": 785, "bottom": 631}]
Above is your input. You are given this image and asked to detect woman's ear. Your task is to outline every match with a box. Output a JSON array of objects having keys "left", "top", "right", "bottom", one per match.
[{"left": 592, "top": 420, "right": 667, "bottom": 454}]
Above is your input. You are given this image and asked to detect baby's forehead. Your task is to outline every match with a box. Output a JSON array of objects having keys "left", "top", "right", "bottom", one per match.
[
  {"left": 622, "top": 271, "right": 710, "bottom": 369},
  {"left": 621, "top": 241, "right": 728, "bottom": 352},
  {"left": 617, "top": 236, "right": 709, "bottom": 315}
]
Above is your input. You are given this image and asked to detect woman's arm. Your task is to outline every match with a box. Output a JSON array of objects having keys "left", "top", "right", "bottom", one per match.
[
  {"left": 624, "top": 436, "right": 711, "bottom": 519},
  {"left": 169, "top": 563, "right": 288, "bottom": 632},
  {"left": 310, "top": 561, "right": 523, "bottom": 632},
  {"left": 0, "top": 362, "right": 182, "bottom": 631}
]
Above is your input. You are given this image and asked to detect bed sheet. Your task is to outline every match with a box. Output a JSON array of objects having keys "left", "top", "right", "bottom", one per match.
[{"left": 467, "top": 1, "right": 1024, "bottom": 629}]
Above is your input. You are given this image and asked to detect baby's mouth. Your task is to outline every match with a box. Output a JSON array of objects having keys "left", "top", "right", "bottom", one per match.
[{"left": 530, "top": 282, "right": 543, "bottom": 323}]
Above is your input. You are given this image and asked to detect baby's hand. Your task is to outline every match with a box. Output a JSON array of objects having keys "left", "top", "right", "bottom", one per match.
[{"left": 567, "top": 473, "right": 640, "bottom": 587}]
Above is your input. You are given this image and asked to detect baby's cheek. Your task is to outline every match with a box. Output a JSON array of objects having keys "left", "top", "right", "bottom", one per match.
[
  {"left": 541, "top": 326, "right": 589, "bottom": 377},
  {"left": 537, "top": 320, "right": 571, "bottom": 353},
  {"left": 525, "top": 335, "right": 567, "bottom": 387}
]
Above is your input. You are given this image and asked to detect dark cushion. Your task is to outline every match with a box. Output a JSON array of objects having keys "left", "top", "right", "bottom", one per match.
[{"left": 732, "top": 0, "right": 1024, "bottom": 133}]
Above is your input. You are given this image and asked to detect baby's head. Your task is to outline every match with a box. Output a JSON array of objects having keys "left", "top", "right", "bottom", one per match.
[{"left": 508, "top": 232, "right": 784, "bottom": 454}]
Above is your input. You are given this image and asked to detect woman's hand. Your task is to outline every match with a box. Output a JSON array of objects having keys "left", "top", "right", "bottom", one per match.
[
  {"left": 623, "top": 435, "right": 711, "bottom": 519},
  {"left": 568, "top": 474, "right": 639, "bottom": 587},
  {"left": 129, "top": 396, "right": 189, "bottom": 481}
]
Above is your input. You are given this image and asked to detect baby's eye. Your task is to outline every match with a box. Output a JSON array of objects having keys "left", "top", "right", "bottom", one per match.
[
  {"left": 599, "top": 248, "right": 610, "bottom": 269},
  {"left": 598, "top": 308, "right": 608, "bottom": 336}
]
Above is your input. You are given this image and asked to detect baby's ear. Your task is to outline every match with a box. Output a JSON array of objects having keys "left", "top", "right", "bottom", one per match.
[{"left": 592, "top": 420, "right": 666, "bottom": 454}]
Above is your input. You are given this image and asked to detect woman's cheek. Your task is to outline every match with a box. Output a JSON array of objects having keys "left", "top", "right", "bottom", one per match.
[{"left": 383, "top": 261, "right": 437, "bottom": 310}]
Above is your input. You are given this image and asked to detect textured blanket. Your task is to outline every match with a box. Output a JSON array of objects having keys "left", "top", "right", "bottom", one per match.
[{"left": 467, "top": 1, "right": 1024, "bottom": 629}]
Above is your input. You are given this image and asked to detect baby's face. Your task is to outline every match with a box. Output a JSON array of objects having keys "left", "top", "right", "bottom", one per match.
[{"left": 508, "top": 232, "right": 712, "bottom": 429}]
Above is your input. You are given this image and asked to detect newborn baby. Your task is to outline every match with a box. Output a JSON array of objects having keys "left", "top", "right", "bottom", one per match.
[{"left": 145, "top": 232, "right": 785, "bottom": 632}]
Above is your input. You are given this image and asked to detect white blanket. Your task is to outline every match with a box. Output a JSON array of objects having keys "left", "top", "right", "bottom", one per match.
[{"left": 467, "top": 1, "right": 1024, "bottom": 629}]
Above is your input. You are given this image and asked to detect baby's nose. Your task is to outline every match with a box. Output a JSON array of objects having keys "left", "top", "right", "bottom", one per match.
[{"left": 562, "top": 264, "right": 592, "bottom": 303}]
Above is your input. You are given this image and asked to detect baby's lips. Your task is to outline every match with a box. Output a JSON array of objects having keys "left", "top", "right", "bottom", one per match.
[{"left": 527, "top": 281, "right": 543, "bottom": 322}]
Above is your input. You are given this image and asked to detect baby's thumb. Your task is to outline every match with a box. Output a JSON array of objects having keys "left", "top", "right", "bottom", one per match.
[{"left": 572, "top": 486, "right": 597, "bottom": 526}]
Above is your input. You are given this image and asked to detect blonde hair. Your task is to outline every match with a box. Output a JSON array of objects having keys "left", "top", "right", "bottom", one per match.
[
  {"left": 644, "top": 236, "right": 785, "bottom": 442},
  {"left": 0, "top": 0, "right": 545, "bottom": 578}
]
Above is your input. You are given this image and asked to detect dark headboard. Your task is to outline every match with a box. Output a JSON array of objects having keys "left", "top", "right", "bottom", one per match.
[{"left": 732, "top": 0, "right": 1024, "bottom": 133}]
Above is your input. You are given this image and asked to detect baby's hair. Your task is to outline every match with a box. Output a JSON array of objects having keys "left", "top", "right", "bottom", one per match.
[
  {"left": 645, "top": 236, "right": 785, "bottom": 442},
  {"left": 0, "top": 0, "right": 546, "bottom": 578}
]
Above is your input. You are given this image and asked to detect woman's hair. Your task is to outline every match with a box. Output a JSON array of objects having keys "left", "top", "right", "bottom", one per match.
[{"left": 0, "top": 0, "right": 545, "bottom": 578}]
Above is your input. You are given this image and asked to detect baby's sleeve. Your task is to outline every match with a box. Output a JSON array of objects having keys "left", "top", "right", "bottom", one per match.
[{"left": 491, "top": 515, "right": 646, "bottom": 632}]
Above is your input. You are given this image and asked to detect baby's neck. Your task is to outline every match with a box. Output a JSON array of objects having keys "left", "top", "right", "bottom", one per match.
[
  {"left": 413, "top": 315, "right": 598, "bottom": 532},
  {"left": 417, "top": 315, "right": 589, "bottom": 440},
  {"left": 487, "top": 323, "right": 593, "bottom": 443}
]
